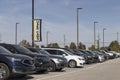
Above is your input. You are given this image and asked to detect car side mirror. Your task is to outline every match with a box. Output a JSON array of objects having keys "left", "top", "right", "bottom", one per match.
[{"left": 62, "top": 54, "right": 67, "bottom": 56}]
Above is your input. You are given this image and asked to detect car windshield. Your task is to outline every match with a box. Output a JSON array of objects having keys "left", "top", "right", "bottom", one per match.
[
  {"left": 38, "top": 49, "right": 50, "bottom": 55},
  {"left": 13, "top": 45, "right": 32, "bottom": 53},
  {"left": 64, "top": 49, "right": 73, "bottom": 55},
  {"left": 0, "top": 46, "right": 12, "bottom": 54}
]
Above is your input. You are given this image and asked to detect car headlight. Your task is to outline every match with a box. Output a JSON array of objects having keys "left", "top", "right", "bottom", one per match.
[
  {"left": 7, "top": 57, "right": 22, "bottom": 62},
  {"left": 52, "top": 58, "right": 63, "bottom": 63},
  {"left": 78, "top": 56, "right": 85, "bottom": 60},
  {"left": 12, "top": 58, "right": 22, "bottom": 62},
  {"left": 58, "top": 59, "right": 63, "bottom": 62}
]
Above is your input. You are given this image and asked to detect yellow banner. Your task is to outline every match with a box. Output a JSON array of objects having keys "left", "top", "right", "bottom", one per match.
[{"left": 34, "top": 20, "right": 37, "bottom": 41}]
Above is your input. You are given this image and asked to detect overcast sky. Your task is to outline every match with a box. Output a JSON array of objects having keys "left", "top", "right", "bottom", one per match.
[{"left": 0, "top": 0, "right": 120, "bottom": 48}]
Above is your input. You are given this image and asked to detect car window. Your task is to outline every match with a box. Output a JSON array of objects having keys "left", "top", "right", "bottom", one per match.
[
  {"left": 0, "top": 46, "right": 12, "bottom": 54},
  {"left": 64, "top": 50, "right": 73, "bottom": 55},
  {"left": 57, "top": 50, "right": 67, "bottom": 55},
  {"left": 29, "top": 48, "right": 38, "bottom": 53},
  {"left": 46, "top": 50, "right": 57, "bottom": 55},
  {"left": 39, "top": 49, "right": 50, "bottom": 55},
  {"left": 3, "top": 45, "right": 17, "bottom": 54},
  {"left": 13, "top": 45, "right": 32, "bottom": 53}
]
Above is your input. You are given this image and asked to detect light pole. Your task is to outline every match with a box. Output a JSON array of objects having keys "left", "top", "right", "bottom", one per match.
[
  {"left": 94, "top": 21, "right": 98, "bottom": 49},
  {"left": 32, "top": 0, "right": 34, "bottom": 47},
  {"left": 117, "top": 32, "right": 119, "bottom": 42},
  {"left": 97, "top": 32, "right": 100, "bottom": 49},
  {"left": 77, "top": 8, "right": 82, "bottom": 49},
  {"left": 15, "top": 22, "right": 19, "bottom": 44},
  {"left": 64, "top": 34, "right": 66, "bottom": 47},
  {"left": 0, "top": 33, "right": 1, "bottom": 43},
  {"left": 103, "top": 28, "right": 106, "bottom": 48},
  {"left": 46, "top": 31, "right": 50, "bottom": 46}
]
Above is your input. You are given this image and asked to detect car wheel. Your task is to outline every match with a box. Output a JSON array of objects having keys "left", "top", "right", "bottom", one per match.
[
  {"left": 0, "top": 63, "right": 10, "bottom": 80},
  {"left": 48, "top": 61, "right": 55, "bottom": 72},
  {"left": 68, "top": 60, "right": 76, "bottom": 68}
]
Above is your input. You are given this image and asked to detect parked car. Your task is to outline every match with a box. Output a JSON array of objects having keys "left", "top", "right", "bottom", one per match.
[
  {"left": 27, "top": 47, "right": 67, "bottom": 71},
  {"left": 62, "top": 48, "right": 86, "bottom": 63},
  {"left": 0, "top": 43, "right": 51, "bottom": 73},
  {"left": 78, "top": 50, "right": 95, "bottom": 64},
  {"left": 101, "top": 50, "right": 115, "bottom": 59},
  {"left": 109, "top": 51, "right": 120, "bottom": 58},
  {"left": 86, "top": 50, "right": 99, "bottom": 63},
  {"left": 0, "top": 46, "right": 35, "bottom": 80},
  {"left": 43, "top": 48, "right": 85, "bottom": 68},
  {"left": 97, "top": 50, "right": 109, "bottom": 60},
  {"left": 92, "top": 51, "right": 106, "bottom": 62}
]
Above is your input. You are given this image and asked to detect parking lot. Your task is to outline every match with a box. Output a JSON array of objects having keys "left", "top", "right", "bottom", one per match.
[{"left": 10, "top": 58, "right": 120, "bottom": 80}]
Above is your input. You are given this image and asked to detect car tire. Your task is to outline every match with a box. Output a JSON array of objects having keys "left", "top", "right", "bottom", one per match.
[
  {"left": 56, "top": 68, "right": 63, "bottom": 71},
  {"left": 17, "top": 74, "right": 27, "bottom": 78},
  {"left": 37, "top": 69, "right": 48, "bottom": 73},
  {"left": 0, "top": 63, "right": 10, "bottom": 80},
  {"left": 48, "top": 61, "right": 56, "bottom": 72},
  {"left": 68, "top": 60, "right": 76, "bottom": 68}
]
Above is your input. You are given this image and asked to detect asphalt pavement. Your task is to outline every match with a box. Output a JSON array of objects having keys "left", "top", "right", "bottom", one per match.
[{"left": 10, "top": 58, "right": 120, "bottom": 80}]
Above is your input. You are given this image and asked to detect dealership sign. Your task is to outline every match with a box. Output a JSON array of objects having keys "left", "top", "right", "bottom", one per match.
[{"left": 33, "top": 19, "right": 42, "bottom": 42}]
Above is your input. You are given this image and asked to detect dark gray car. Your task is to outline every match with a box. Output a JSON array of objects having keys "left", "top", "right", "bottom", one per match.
[{"left": 27, "top": 47, "right": 67, "bottom": 71}]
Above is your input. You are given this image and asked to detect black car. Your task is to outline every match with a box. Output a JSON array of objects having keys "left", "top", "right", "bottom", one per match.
[
  {"left": 78, "top": 50, "right": 95, "bottom": 64},
  {"left": 27, "top": 47, "right": 67, "bottom": 71},
  {"left": 0, "top": 43, "right": 51, "bottom": 73},
  {"left": 0, "top": 46, "right": 35, "bottom": 80},
  {"left": 86, "top": 50, "right": 99, "bottom": 63}
]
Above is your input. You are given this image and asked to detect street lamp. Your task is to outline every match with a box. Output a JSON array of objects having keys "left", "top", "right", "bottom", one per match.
[
  {"left": 64, "top": 34, "right": 66, "bottom": 47},
  {"left": 32, "top": 0, "right": 34, "bottom": 47},
  {"left": 46, "top": 31, "right": 50, "bottom": 46},
  {"left": 77, "top": 8, "right": 82, "bottom": 49},
  {"left": 103, "top": 28, "right": 106, "bottom": 48},
  {"left": 117, "top": 32, "right": 119, "bottom": 42},
  {"left": 94, "top": 21, "right": 98, "bottom": 48},
  {"left": 15, "top": 22, "right": 19, "bottom": 44}
]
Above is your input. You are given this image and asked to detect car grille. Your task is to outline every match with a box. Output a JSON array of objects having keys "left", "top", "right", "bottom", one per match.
[
  {"left": 22, "top": 59, "right": 34, "bottom": 66},
  {"left": 34, "top": 56, "right": 50, "bottom": 66}
]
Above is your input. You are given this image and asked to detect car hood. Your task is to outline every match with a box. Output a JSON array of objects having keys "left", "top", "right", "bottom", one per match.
[
  {"left": 22, "top": 52, "right": 49, "bottom": 57},
  {"left": 72, "top": 55, "right": 85, "bottom": 59},
  {"left": 1, "top": 53, "right": 33, "bottom": 60}
]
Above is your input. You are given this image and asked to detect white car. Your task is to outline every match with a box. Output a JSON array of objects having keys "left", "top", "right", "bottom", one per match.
[
  {"left": 110, "top": 51, "right": 120, "bottom": 58},
  {"left": 43, "top": 48, "right": 85, "bottom": 68},
  {"left": 102, "top": 50, "right": 114, "bottom": 59}
]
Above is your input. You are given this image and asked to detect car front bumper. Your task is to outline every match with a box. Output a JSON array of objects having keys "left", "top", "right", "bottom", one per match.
[{"left": 12, "top": 65, "right": 35, "bottom": 74}]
